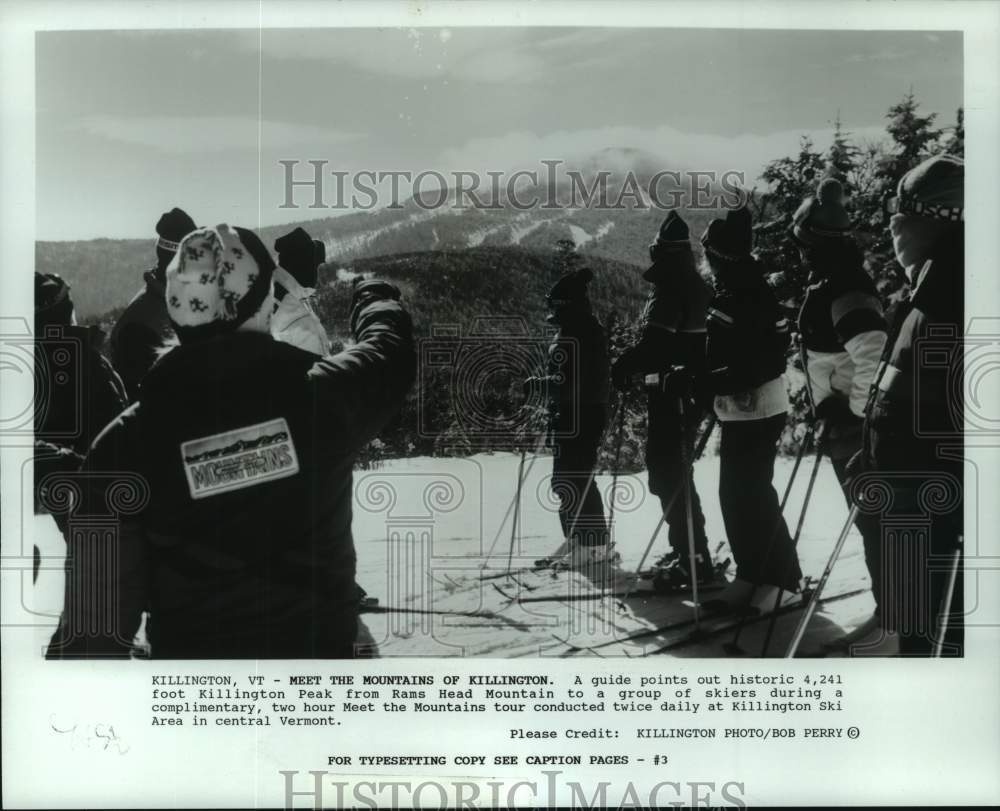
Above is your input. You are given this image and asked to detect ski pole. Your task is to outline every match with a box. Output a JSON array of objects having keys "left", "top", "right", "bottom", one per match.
[
  {"left": 933, "top": 536, "right": 963, "bottom": 658},
  {"left": 618, "top": 413, "right": 718, "bottom": 609},
  {"left": 723, "top": 419, "right": 817, "bottom": 654},
  {"left": 505, "top": 447, "right": 528, "bottom": 575},
  {"left": 759, "top": 434, "right": 826, "bottom": 656},
  {"left": 725, "top": 335, "right": 820, "bottom": 653},
  {"left": 553, "top": 396, "right": 624, "bottom": 565},
  {"left": 785, "top": 502, "right": 859, "bottom": 658},
  {"left": 678, "top": 395, "right": 701, "bottom": 632},
  {"left": 480, "top": 428, "right": 548, "bottom": 569},
  {"left": 606, "top": 391, "right": 627, "bottom": 533}
]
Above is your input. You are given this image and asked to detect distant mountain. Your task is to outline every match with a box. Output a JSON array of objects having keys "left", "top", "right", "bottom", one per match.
[{"left": 36, "top": 147, "right": 725, "bottom": 319}]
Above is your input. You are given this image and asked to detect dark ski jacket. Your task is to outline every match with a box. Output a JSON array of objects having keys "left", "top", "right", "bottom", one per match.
[
  {"left": 543, "top": 309, "right": 610, "bottom": 429},
  {"left": 866, "top": 231, "right": 963, "bottom": 475},
  {"left": 109, "top": 270, "right": 175, "bottom": 401},
  {"left": 48, "top": 280, "right": 415, "bottom": 659},
  {"left": 704, "top": 264, "right": 790, "bottom": 420},
  {"left": 35, "top": 323, "right": 128, "bottom": 455},
  {"left": 797, "top": 248, "right": 887, "bottom": 418},
  {"left": 34, "top": 324, "right": 128, "bottom": 515},
  {"left": 613, "top": 260, "right": 713, "bottom": 383}
]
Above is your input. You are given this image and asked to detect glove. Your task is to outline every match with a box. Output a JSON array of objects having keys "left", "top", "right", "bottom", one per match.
[
  {"left": 813, "top": 396, "right": 854, "bottom": 427},
  {"left": 611, "top": 359, "right": 642, "bottom": 390},
  {"left": 826, "top": 414, "right": 864, "bottom": 461},
  {"left": 660, "top": 366, "right": 694, "bottom": 399},
  {"left": 692, "top": 373, "right": 715, "bottom": 412}
]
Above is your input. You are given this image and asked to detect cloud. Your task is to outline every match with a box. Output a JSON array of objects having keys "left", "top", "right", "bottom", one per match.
[
  {"left": 237, "top": 27, "right": 630, "bottom": 84},
  {"left": 74, "top": 115, "right": 359, "bottom": 153}
]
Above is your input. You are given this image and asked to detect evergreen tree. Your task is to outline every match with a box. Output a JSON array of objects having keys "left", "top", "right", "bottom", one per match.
[
  {"left": 879, "top": 89, "right": 942, "bottom": 187},
  {"left": 751, "top": 137, "right": 827, "bottom": 303},
  {"left": 943, "top": 107, "right": 965, "bottom": 157},
  {"left": 825, "top": 111, "right": 860, "bottom": 192},
  {"left": 759, "top": 136, "right": 827, "bottom": 214}
]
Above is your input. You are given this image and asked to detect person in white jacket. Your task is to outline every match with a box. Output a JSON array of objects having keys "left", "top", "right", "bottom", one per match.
[
  {"left": 792, "top": 177, "right": 888, "bottom": 647},
  {"left": 272, "top": 227, "right": 331, "bottom": 356},
  {"left": 699, "top": 207, "right": 798, "bottom": 614}
]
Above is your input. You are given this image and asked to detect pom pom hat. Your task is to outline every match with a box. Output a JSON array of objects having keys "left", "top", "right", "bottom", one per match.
[{"left": 165, "top": 224, "right": 276, "bottom": 341}]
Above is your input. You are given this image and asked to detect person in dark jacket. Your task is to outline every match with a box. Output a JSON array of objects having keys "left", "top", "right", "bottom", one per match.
[
  {"left": 699, "top": 206, "right": 800, "bottom": 613},
  {"left": 855, "top": 154, "right": 964, "bottom": 656},
  {"left": 612, "top": 211, "right": 717, "bottom": 589},
  {"left": 109, "top": 207, "right": 196, "bottom": 401},
  {"left": 33, "top": 273, "right": 128, "bottom": 578},
  {"left": 792, "top": 178, "right": 888, "bottom": 645},
  {"left": 526, "top": 268, "right": 611, "bottom": 567},
  {"left": 47, "top": 223, "right": 415, "bottom": 659}
]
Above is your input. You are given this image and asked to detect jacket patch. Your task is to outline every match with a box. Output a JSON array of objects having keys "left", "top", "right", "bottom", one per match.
[{"left": 180, "top": 418, "right": 300, "bottom": 499}]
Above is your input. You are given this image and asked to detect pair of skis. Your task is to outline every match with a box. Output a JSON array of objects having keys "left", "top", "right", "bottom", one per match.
[{"left": 554, "top": 583, "right": 869, "bottom": 657}]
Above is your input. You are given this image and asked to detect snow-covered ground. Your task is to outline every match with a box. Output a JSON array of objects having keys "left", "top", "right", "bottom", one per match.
[{"left": 27, "top": 452, "right": 875, "bottom": 658}]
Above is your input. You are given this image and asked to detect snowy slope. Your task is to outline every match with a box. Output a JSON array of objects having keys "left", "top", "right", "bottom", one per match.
[{"left": 28, "top": 453, "right": 874, "bottom": 659}]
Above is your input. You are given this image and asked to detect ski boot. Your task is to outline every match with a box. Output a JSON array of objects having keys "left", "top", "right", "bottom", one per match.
[
  {"left": 823, "top": 613, "right": 880, "bottom": 651},
  {"left": 701, "top": 577, "right": 756, "bottom": 615},
  {"left": 549, "top": 542, "right": 621, "bottom": 573},
  {"left": 651, "top": 552, "right": 718, "bottom": 594}
]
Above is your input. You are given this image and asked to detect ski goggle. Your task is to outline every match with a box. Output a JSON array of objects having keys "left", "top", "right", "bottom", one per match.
[{"left": 883, "top": 191, "right": 964, "bottom": 222}]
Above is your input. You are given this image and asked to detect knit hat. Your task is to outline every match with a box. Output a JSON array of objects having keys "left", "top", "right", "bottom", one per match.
[
  {"left": 892, "top": 154, "right": 964, "bottom": 222},
  {"left": 547, "top": 267, "right": 593, "bottom": 303},
  {"left": 155, "top": 207, "right": 197, "bottom": 272},
  {"left": 701, "top": 206, "right": 753, "bottom": 262},
  {"left": 645, "top": 211, "right": 695, "bottom": 282},
  {"left": 165, "top": 224, "right": 276, "bottom": 341},
  {"left": 35, "top": 273, "right": 75, "bottom": 327},
  {"left": 274, "top": 227, "right": 319, "bottom": 290},
  {"left": 791, "top": 178, "right": 853, "bottom": 245}
]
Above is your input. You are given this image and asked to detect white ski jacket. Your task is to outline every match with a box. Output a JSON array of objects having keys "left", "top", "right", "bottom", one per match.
[{"left": 271, "top": 266, "right": 331, "bottom": 356}]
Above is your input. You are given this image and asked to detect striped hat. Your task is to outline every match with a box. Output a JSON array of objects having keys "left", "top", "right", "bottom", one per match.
[{"left": 894, "top": 154, "right": 963, "bottom": 222}]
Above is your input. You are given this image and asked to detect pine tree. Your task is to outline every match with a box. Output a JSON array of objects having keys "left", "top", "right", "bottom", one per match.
[
  {"left": 825, "top": 111, "right": 860, "bottom": 192},
  {"left": 760, "top": 136, "right": 827, "bottom": 213},
  {"left": 753, "top": 136, "right": 827, "bottom": 301},
  {"left": 879, "top": 89, "right": 942, "bottom": 187},
  {"left": 943, "top": 107, "right": 965, "bottom": 157}
]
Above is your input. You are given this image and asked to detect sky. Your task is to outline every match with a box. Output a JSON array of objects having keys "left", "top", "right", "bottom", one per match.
[{"left": 36, "top": 27, "right": 963, "bottom": 240}]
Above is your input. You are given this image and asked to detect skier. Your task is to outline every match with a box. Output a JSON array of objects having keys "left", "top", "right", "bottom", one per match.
[
  {"left": 272, "top": 227, "right": 332, "bottom": 355},
  {"left": 525, "top": 267, "right": 611, "bottom": 567},
  {"left": 854, "top": 154, "right": 964, "bottom": 656},
  {"left": 109, "top": 207, "right": 197, "bottom": 400},
  {"left": 791, "top": 178, "right": 888, "bottom": 646},
  {"left": 611, "top": 211, "right": 717, "bottom": 589},
  {"left": 47, "top": 223, "right": 415, "bottom": 659},
  {"left": 699, "top": 206, "right": 801, "bottom": 612},
  {"left": 33, "top": 273, "right": 128, "bottom": 559}
]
